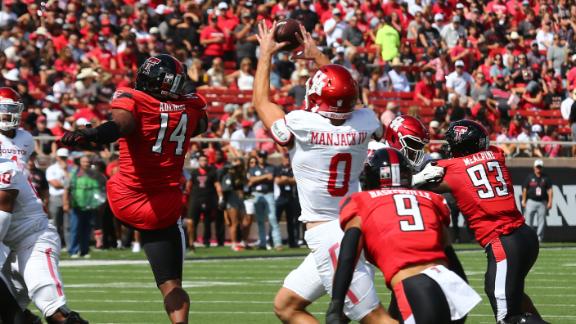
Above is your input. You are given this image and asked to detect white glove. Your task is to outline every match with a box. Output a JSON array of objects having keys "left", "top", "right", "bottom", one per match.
[{"left": 412, "top": 162, "right": 445, "bottom": 187}]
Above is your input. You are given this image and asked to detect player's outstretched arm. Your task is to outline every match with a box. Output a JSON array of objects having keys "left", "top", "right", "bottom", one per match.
[
  {"left": 327, "top": 217, "right": 363, "bottom": 324},
  {"left": 253, "top": 21, "right": 290, "bottom": 130},
  {"left": 60, "top": 109, "right": 135, "bottom": 147}
]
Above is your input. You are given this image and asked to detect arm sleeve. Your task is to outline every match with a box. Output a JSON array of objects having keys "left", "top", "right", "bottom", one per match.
[
  {"left": 110, "top": 89, "right": 136, "bottom": 113},
  {"left": 330, "top": 227, "right": 363, "bottom": 308},
  {"left": 339, "top": 195, "right": 360, "bottom": 229},
  {"left": 444, "top": 244, "right": 468, "bottom": 283},
  {"left": 270, "top": 118, "right": 294, "bottom": 146}
]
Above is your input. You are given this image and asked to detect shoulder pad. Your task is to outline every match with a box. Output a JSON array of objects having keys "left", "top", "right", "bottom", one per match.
[
  {"left": 183, "top": 93, "right": 208, "bottom": 110},
  {"left": 112, "top": 87, "right": 135, "bottom": 100}
]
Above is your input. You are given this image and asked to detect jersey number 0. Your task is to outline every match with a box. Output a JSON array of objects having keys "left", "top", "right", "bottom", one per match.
[
  {"left": 328, "top": 153, "right": 351, "bottom": 196},
  {"left": 152, "top": 113, "right": 188, "bottom": 155}
]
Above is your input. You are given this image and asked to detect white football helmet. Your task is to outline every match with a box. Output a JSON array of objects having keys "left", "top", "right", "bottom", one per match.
[{"left": 0, "top": 87, "right": 24, "bottom": 131}]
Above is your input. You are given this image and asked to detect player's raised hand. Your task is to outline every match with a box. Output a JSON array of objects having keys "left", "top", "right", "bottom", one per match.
[
  {"left": 256, "top": 21, "right": 289, "bottom": 56},
  {"left": 291, "top": 24, "right": 331, "bottom": 66},
  {"left": 292, "top": 24, "right": 321, "bottom": 60}
]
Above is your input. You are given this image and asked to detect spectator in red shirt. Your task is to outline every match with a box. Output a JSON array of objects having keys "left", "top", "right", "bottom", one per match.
[
  {"left": 508, "top": 114, "right": 524, "bottom": 137},
  {"left": 486, "top": 0, "right": 509, "bottom": 16},
  {"left": 200, "top": 15, "right": 225, "bottom": 68},
  {"left": 521, "top": 79, "right": 544, "bottom": 110},
  {"left": 450, "top": 36, "right": 473, "bottom": 68},
  {"left": 320, "top": 0, "right": 339, "bottom": 24},
  {"left": 116, "top": 43, "right": 138, "bottom": 72},
  {"left": 431, "top": 0, "right": 454, "bottom": 21},
  {"left": 86, "top": 36, "right": 117, "bottom": 71},
  {"left": 382, "top": 0, "right": 406, "bottom": 27},
  {"left": 566, "top": 55, "right": 576, "bottom": 88},
  {"left": 50, "top": 25, "right": 69, "bottom": 52},
  {"left": 313, "top": 0, "right": 330, "bottom": 20},
  {"left": 216, "top": 2, "right": 239, "bottom": 62},
  {"left": 428, "top": 120, "right": 444, "bottom": 153},
  {"left": 414, "top": 70, "right": 436, "bottom": 106}
]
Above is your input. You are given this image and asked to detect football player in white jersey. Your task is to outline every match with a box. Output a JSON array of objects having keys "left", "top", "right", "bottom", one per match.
[
  {"left": 254, "top": 22, "right": 394, "bottom": 323},
  {"left": 0, "top": 88, "right": 34, "bottom": 168},
  {"left": 0, "top": 158, "right": 87, "bottom": 323},
  {"left": 0, "top": 87, "right": 43, "bottom": 323}
]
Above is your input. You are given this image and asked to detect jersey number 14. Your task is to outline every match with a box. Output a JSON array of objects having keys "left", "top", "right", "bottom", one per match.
[{"left": 152, "top": 113, "right": 188, "bottom": 155}]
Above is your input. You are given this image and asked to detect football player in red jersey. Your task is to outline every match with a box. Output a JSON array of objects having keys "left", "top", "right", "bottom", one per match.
[
  {"left": 61, "top": 54, "right": 208, "bottom": 324},
  {"left": 423, "top": 120, "right": 548, "bottom": 324},
  {"left": 326, "top": 148, "right": 480, "bottom": 324}
]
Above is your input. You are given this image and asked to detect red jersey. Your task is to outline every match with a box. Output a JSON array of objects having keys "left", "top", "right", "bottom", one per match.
[
  {"left": 436, "top": 146, "right": 524, "bottom": 247},
  {"left": 340, "top": 188, "right": 450, "bottom": 287},
  {"left": 110, "top": 87, "right": 207, "bottom": 189}
]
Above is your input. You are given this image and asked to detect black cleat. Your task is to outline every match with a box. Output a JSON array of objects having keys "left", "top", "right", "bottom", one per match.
[
  {"left": 23, "top": 309, "right": 43, "bottom": 324},
  {"left": 63, "top": 311, "right": 89, "bottom": 324},
  {"left": 47, "top": 307, "right": 89, "bottom": 324}
]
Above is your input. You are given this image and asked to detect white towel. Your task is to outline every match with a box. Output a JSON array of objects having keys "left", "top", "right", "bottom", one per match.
[{"left": 422, "top": 265, "right": 482, "bottom": 320}]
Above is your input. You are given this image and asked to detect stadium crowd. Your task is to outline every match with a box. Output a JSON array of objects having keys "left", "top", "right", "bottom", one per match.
[{"left": 1, "top": 0, "right": 575, "bottom": 253}]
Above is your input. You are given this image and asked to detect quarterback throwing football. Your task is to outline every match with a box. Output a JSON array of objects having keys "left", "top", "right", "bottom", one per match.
[{"left": 254, "top": 22, "right": 394, "bottom": 323}]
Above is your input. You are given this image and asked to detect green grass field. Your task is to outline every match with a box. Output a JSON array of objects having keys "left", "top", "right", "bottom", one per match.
[{"left": 53, "top": 244, "right": 576, "bottom": 324}]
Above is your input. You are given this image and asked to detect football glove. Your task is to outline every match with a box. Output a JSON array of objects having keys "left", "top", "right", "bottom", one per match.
[
  {"left": 60, "top": 128, "right": 98, "bottom": 147},
  {"left": 412, "top": 161, "right": 445, "bottom": 187}
]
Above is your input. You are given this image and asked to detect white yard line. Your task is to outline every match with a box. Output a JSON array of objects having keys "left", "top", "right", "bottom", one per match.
[{"left": 72, "top": 310, "right": 576, "bottom": 318}]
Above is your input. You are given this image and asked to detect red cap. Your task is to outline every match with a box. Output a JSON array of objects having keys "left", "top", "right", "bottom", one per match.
[{"left": 241, "top": 120, "right": 253, "bottom": 128}]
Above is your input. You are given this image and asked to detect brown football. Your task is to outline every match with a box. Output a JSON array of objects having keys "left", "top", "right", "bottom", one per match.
[{"left": 274, "top": 19, "right": 302, "bottom": 51}]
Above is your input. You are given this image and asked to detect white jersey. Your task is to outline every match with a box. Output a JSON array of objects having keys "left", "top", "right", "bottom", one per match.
[
  {"left": 274, "top": 109, "right": 381, "bottom": 222},
  {"left": 0, "top": 160, "right": 48, "bottom": 250},
  {"left": 0, "top": 129, "right": 34, "bottom": 171}
]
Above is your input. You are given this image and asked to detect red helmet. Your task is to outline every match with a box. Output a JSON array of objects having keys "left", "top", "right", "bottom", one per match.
[
  {"left": 0, "top": 87, "right": 24, "bottom": 131},
  {"left": 304, "top": 64, "right": 358, "bottom": 120},
  {"left": 384, "top": 115, "right": 430, "bottom": 167}
]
